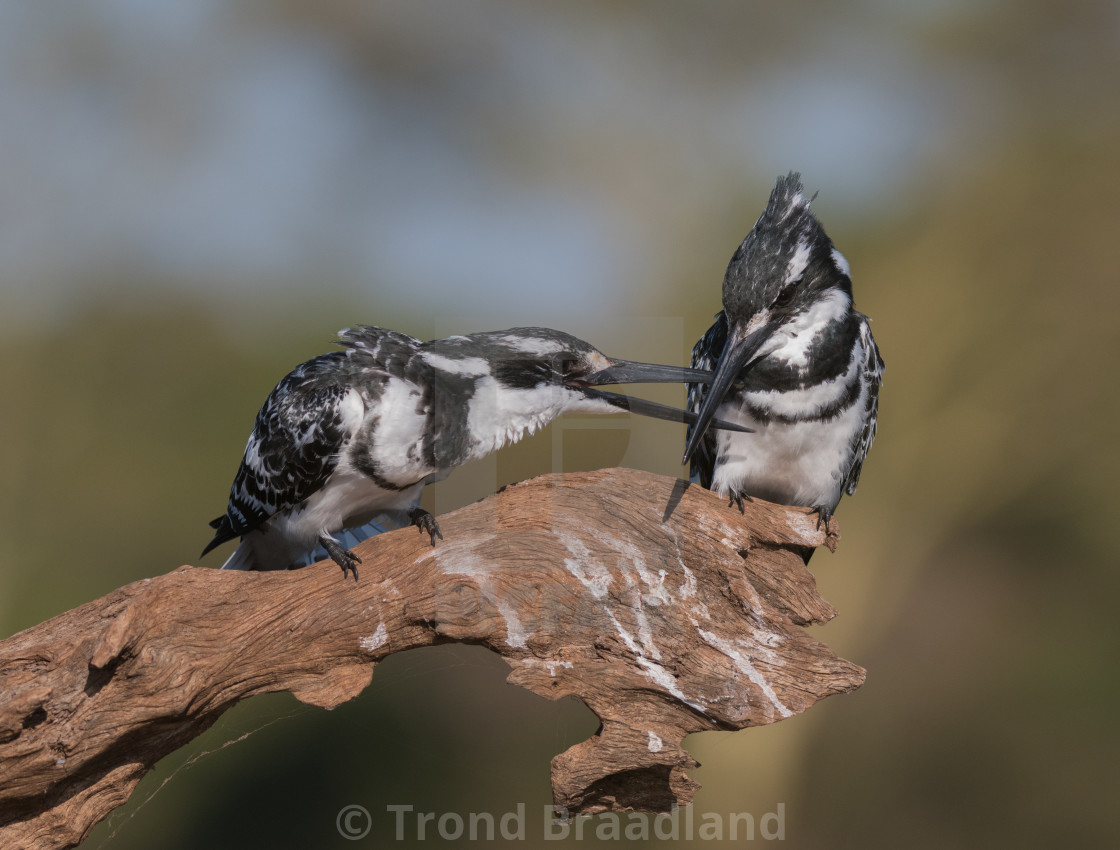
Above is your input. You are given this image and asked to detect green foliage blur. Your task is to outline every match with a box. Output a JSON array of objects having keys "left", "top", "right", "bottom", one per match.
[{"left": 2, "top": 2, "right": 1118, "bottom": 848}]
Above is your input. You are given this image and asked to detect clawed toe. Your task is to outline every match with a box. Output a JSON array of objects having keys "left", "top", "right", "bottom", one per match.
[
  {"left": 409, "top": 508, "right": 443, "bottom": 547},
  {"left": 321, "top": 537, "right": 361, "bottom": 580},
  {"left": 808, "top": 505, "right": 834, "bottom": 534},
  {"left": 727, "top": 491, "right": 753, "bottom": 514}
]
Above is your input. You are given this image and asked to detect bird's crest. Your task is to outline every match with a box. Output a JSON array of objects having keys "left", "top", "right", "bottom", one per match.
[{"left": 760, "top": 171, "right": 818, "bottom": 229}]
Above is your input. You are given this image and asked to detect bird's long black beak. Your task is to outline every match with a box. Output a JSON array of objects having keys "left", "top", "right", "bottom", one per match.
[
  {"left": 579, "top": 387, "right": 752, "bottom": 433},
  {"left": 582, "top": 358, "right": 716, "bottom": 387},
  {"left": 681, "top": 315, "right": 781, "bottom": 464}
]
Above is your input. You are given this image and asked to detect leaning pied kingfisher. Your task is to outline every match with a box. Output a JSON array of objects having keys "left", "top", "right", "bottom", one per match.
[
  {"left": 204, "top": 325, "right": 742, "bottom": 577},
  {"left": 683, "top": 173, "right": 884, "bottom": 532}
]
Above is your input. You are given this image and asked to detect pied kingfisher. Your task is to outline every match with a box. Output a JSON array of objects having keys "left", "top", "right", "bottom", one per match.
[
  {"left": 204, "top": 325, "right": 742, "bottom": 576},
  {"left": 683, "top": 173, "right": 884, "bottom": 532}
]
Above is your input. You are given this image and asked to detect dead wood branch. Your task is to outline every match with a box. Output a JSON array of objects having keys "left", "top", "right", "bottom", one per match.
[{"left": 0, "top": 468, "right": 863, "bottom": 849}]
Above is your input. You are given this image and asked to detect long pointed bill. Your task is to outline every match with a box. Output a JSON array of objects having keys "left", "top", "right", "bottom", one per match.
[
  {"left": 681, "top": 314, "right": 781, "bottom": 465},
  {"left": 579, "top": 387, "right": 752, "bottom": 433},
  {"left": 584, "top": 358, "right": 716, "bottom": 387}
]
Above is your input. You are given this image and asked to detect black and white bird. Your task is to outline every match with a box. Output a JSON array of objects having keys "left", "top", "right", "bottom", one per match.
[
  {"left": 683, "top": 173, "right": 884, "bottom": 532},
  {"left": 204, "top": 325, "right": 742, "bottom": 576}
]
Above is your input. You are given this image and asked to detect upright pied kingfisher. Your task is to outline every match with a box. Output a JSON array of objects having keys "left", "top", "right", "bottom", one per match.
[
  {"left": 683, "top": 173, "right": 884, "bottom": 532},
  {"left": 204, "top": 325, "right": 743, "bottom": 576}
]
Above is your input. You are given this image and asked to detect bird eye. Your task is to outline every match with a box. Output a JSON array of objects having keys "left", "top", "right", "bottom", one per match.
[
  {"left": 773, "top": 286, "right": 797, "bottom": 308},
  {"left": 551, "top": 355, "right": 578, "bottom": 376}
]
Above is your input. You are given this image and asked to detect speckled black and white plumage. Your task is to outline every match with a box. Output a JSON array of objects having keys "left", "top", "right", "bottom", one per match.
[
  {"left": 685, "top": 173, "right": 884, "bottom": 528},
  {"left": 204, "top": 326, "right": 718, "bottom": 574}
]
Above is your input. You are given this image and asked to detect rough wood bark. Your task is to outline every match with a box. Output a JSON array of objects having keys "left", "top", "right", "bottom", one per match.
[{"left": 0, "top": 468, "right": 863, "bottom": 849}]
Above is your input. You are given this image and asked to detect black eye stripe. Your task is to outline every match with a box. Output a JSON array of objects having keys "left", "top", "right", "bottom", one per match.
[{"left": 493, "top": 358, "right": 553, "bottom": 388}]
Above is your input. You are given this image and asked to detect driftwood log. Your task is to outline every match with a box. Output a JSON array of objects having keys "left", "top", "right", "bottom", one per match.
[{"left": 0, "top": 468, "right": 864, "bottom": 849}]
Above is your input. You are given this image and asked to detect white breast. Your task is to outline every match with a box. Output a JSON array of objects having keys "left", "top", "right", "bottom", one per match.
[
  {"left": 711, "top": 402, "right": 863, "bottom": 510},
  {"left": 711, "top": 336, "right": 869, "bottom": 511}
]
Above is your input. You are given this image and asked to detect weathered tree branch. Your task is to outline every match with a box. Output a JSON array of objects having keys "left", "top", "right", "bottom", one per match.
[{"left": 0, "top": 468, "right": 863, "bottom": 849}]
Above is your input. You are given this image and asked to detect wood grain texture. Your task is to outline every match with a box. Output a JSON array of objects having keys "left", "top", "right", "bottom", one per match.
[{"left": 0, "top": 468, "right": 863, "bottom": 848}]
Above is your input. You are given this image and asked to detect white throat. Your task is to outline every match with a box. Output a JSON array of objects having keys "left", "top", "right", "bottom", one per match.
[{"left": 465, "top": 379, "right": 571, "bottom": 458}]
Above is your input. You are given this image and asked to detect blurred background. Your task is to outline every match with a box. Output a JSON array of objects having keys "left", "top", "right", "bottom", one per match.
[{"left": 2, "top": 1, "right": 1117, "bottom": 847}]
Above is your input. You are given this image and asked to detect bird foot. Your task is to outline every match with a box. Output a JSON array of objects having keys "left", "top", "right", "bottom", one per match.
[
  {"left": 320, "top": 536, "right": 361, "bottom": 580},
  {"left": 728, "top": 490, "right": 754, "bottom": 514},
  {"left": 409, "top": 507, "right": 443, "bottom": 546},
  {"left": 808, "top": 505, "right": 834, "bottom": 535}
]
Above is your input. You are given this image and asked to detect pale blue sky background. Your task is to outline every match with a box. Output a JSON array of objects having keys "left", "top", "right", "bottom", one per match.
[{"left": 0, "top": 0, "right": 1039, "bottom": 326}]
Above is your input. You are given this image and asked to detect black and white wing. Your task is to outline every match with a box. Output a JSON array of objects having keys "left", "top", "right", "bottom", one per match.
[
  {"left": 686, "top": 311, "right": 728, "bottom": 489},
  {"left": 203, "top": 325, "right": 428, "bottom": 555},
  {"left": 842, "top": 314, "right": 884, "bottom": 496},
  {"left": 201, "top": 352, "right": 357, "bottom": 556}
]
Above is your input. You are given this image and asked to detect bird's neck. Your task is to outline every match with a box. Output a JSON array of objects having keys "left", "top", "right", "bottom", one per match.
[{"left": 462, "top": 379, "right": 571, "bottom": 461}]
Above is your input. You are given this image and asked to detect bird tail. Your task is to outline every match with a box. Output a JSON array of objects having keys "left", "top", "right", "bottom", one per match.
[
  {"left": 220, "top": 517, "right": 394, "bottom": 571},
  {"left": 219, "top": 539, "right": 261, "bottom": 571},
  {"left": 217, "top": 530, "right": 292, "bottom": 571},
  {"left": 201, "top": 514, "right": 238, "bottom": 558}
]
